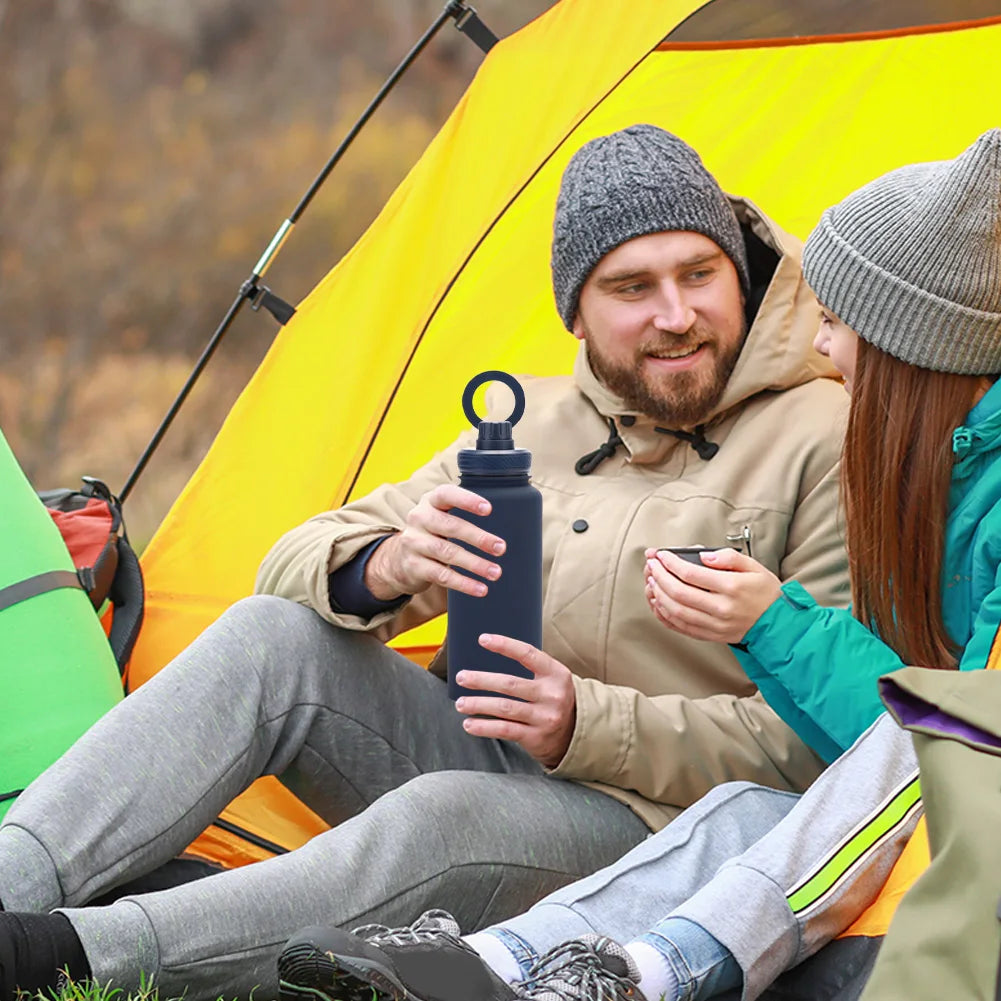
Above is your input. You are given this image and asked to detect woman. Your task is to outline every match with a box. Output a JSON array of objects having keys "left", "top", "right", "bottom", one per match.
[
  {"left": 645, "top": 214, "right": 1001, "bottom": 760},
  {"left": 277, "top": 128, "right": 1001, "bottom": 1001}
]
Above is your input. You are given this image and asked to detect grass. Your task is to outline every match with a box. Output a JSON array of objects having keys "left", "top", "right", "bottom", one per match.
[
  {"left": 18, "top": 975, "right": 158, "bottom": 1001},
  {"left": 17, "top": 973, "right": 248, "bottom": 1001},
  {"left": 21, "top": 968, "right": 667, "bottom": 1001}
]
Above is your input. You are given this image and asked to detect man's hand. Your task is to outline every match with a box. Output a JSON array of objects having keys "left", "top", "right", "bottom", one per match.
[
  {"left": 364, "top": 484, "right": 506, "bottom": 601},
  {"left": 643, "top": 547, "right": 781, "bottom": 644},
  {"left": 455, "top": 634, "right": 577, "bottom": 769}
]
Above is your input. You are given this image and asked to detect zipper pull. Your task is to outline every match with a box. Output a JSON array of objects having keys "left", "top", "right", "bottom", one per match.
[{"left": 953, "top": 427, "right": 975, "bottom": 456}]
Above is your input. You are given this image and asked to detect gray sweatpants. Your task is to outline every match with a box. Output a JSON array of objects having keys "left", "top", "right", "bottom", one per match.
[{"left": 0, "top": 595, "right": 649, "bottom": 1000}]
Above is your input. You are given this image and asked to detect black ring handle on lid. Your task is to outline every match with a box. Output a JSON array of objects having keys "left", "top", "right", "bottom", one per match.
[{"left": 461, "top": 370, "right": 526, "bottom": 428}]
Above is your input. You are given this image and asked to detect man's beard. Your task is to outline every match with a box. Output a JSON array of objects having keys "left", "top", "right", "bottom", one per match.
[{"left": 586, "top": 322, "right": 746, "bottom": 428}]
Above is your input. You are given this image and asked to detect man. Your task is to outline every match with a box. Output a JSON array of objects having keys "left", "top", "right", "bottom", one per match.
[
  {"left": 276, "top": 127, "right": 1001, "bottom": 1001},
  {"left": 0, "top": 125, "right": 847, "bottom": 1001}
]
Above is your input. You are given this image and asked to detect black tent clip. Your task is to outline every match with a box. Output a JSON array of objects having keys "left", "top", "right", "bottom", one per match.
[
  {"left": 450, "top": 3, "right": 498, "bottom": 53},
  {"left": 245, "top": 282, "right": 297, "bottom": 326}
]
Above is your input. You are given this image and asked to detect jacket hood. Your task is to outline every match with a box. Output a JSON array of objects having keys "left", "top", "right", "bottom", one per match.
[{"left": 572, "top": 196, "right": 840, "bottom": 434}]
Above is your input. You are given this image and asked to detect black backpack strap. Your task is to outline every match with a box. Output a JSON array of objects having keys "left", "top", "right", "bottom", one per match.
[
  {"left": 107, "top": 536, "right": 145, "bottom": 681},
  {"left": 0, "top": 570, "right": 83, "bottom": 613}
]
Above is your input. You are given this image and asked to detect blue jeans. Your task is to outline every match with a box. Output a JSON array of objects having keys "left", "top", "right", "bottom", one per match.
[
  {"left": 637, "top": 917, "right": 740, "bottom": 999},
  {"left": 490, "top": 917, "right": 738, "bottom": 1000}
]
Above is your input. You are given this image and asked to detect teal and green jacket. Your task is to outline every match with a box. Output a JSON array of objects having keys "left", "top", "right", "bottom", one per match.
[{"left": 736, "top": 379, "right": 1001, "bottom": 762}]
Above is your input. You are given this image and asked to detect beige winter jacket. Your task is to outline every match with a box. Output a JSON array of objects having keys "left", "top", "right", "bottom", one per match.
[{"left": 256, "top": 199, "right": 850, "bottom": 831}]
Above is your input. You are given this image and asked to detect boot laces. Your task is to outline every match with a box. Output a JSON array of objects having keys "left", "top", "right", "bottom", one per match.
[
  {"left": 517, "top": 935, "right": 642, "bottom": 1001},
  {"left": 351, "top": 909, "right": 467, "bottom": 951}
]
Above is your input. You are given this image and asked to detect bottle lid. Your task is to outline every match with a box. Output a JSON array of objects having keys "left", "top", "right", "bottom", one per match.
[
  {"left": 458, "top": 371, "right": 532, "bottom": 475},
  {"left": 475, "top": 420, "right": 515, "bottom": 451}
]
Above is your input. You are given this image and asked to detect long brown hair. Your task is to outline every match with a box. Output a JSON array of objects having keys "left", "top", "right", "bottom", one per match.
[{"left": 843, "top": 339, "right": 982, "bottom": 667}]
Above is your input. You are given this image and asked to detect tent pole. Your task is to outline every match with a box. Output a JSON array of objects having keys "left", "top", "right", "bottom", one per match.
[{"left": 120, "top": 1, "right": 496, "bottom": 503}]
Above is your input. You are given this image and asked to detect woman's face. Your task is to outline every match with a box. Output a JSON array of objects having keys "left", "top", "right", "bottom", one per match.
[{"left": 813, "top": 306, "right": 859, "bottom": 393}]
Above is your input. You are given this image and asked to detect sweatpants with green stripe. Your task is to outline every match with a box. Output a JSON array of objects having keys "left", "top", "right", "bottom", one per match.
[{"left": 491, "top": 712, "right": 921, "bottom": 1001}]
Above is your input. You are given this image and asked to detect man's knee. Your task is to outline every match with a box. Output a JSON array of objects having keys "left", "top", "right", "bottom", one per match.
[
  {"left": 220, "top": 594, "right": 326, "bottom": 637},
  {"left": 217, "top": 595, "right": 378, "bottom": 657},
  {"left": 183, "top": 595, "right": 381, "bottom": 693}
]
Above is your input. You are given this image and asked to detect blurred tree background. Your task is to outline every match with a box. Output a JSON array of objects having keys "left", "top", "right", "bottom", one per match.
[{"left": 0, "top": 0, "right": 552, "bottom": 545}]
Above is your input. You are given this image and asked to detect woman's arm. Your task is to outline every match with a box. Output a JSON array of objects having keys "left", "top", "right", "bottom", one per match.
[
  {"left": 734, "top": 583, "right": 905, "bottom": 759},
  {"left": 646, "top": 549, "right": 905, "bottom": 759}
]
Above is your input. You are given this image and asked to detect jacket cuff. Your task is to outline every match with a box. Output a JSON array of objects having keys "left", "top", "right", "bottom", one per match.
[
  {"left": 548, "top": 675, "right": 633, "bottom": 783},
  {"left": 320, "top": 526, "right": 411, "bottom": 629},
  {"left": 327, "top": 536, "right": 407, "bottom": 619},
  {"left": 672, "top": 864, "right": 801, "bottom": 1001},
  {"left": 742, "top": 581, "right": 817, "bottom": 661}
]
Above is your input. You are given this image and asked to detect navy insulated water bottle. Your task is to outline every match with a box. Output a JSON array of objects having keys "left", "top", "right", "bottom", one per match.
[{"left": 447, "top": 371, "right": 543, "bottom": 700}]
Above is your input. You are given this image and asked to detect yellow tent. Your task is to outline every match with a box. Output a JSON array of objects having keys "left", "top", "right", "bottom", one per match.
[{"left": 127, "top": 0, "right": 1001, "bottom": 865}]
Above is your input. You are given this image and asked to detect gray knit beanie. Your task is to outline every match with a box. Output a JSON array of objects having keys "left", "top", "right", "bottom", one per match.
[
  {"left": 802, "top": 128, "right": 1001, "bottom": 374},
  {"left": 551, "top": 124, "right": 750, "bottom": 331}
]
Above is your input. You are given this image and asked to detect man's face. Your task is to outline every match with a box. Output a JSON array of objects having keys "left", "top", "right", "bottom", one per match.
[{"left": 573, "top": 231, "right": 747, "bottom": 427}]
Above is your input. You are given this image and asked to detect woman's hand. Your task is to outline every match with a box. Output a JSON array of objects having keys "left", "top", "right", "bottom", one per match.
[{"left": 643, "top": 547, "right": 781, "bottom": 644}]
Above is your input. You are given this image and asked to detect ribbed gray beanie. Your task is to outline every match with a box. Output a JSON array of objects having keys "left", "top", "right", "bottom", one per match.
[
  {"left": 551, "top": 124, "right": 750, "bottom": 331},
  {"left": 802, "top": 128, "right": 1001, "bottom": 374}
]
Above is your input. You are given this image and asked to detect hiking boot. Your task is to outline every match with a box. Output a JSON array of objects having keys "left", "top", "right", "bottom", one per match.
[
  {"left": 277, "top": 909, "right": 516, "bottom": 1001},
  {"left": 517, "top": 935, "right": 646, "bottom": 1001}
]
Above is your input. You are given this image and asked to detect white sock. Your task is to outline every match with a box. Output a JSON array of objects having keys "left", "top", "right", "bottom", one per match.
[
  {"left": 463, "top": 931, "right": 525, "bottom": 984},
  {"left": 626, "top": 940, "right": 679, "bottom": 1001}
]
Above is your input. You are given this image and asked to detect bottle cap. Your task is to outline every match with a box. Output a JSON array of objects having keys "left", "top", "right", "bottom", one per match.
[
  {"left": 475, "top": 420, "right": 515, "bottom": 451},
  {"left": 458, "top": 371, "right": 531, "bottom": 475}
]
